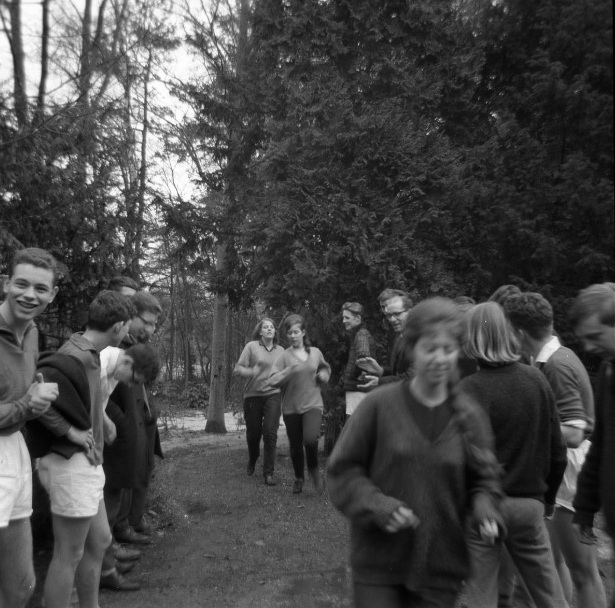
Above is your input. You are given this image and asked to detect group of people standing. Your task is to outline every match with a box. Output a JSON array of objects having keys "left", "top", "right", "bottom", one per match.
[
  {"left": 234, "top": 282, "right": 614, "bottom": 608},
  {"left": 326, "top": 284, "right": 614, "bottom": 608},
  {"left": 0, "top": 248, "right": 164, "bottom": 608}
]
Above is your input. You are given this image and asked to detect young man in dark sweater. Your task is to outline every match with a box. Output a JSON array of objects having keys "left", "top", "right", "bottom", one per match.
[
  {"left": 569, "top": 284, "right": 615, "bottom": 560},
  {"left": 506, "top": 292, "right": 606, "bottom": 608}
]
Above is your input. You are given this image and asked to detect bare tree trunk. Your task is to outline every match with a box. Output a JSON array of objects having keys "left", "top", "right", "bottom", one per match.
[
  {"left": 6, "top": 0, "right": 29, "bottom": 127},
  {"left": 35, "top": 0, "right": 50, "bottom": 123},
  {"left": 205, "top": 242, "right": 228, "bottom": 433}
]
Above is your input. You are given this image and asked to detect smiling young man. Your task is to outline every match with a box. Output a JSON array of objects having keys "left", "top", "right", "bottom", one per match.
[
  {"left": 0, "top": 247, "right": 59, "bottom": 608},
  {"left": 341, "top": 302, "right": 377, "bottom": 417},
  {"left": 569, "top": 283, "right": 615, "bottom": 555}
]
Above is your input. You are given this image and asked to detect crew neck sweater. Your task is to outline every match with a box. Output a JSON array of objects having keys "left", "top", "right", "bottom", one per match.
[
  {"left": 327, "top": 382, "right": 501, "bottom": 592},
  {"left": 460, "top": 362, "right": 567, "bottom": 505},
  {"left": 236, "top": 339, "right": 284, "bottom": 398}
]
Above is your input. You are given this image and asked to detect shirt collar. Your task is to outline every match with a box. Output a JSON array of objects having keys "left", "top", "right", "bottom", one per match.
[
  {"left": 535, "top": 335, "right": 561, "bottom": 364},
  {"left": 258, "top": 338, "right": 277, "bottom": 352},
  {"left": 0, "top": 310, "right": 35, "bottom": 345}
]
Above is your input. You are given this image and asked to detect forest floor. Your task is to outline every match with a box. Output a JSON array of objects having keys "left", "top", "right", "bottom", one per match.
[{"left": 28, "top": 417, "right": 614, "bottom": 608}]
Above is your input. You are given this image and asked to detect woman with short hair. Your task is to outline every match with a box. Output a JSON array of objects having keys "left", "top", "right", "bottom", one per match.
[
  {"left": 461, "top": 302, "right": 569, "bottom": 608},
  {"left": 234, "top": 318, "right": 285, "bottom": 486},
  {"left": 327, "top": 298, "right": 502, "bottom": 608}
]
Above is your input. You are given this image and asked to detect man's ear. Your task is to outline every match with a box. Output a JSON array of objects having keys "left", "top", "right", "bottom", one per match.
[
  {"left": 49, "top": 285, "right": 59, "bottom": 303},
  {"left": 112, "top": 320, "right": 124, "bottom": 335},
  {"left": 1, "top": 274, "right": 8, "bottom": 295}
]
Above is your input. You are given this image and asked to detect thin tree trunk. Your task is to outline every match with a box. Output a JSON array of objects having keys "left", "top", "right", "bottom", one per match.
[
  {"left": 7, "top": 0, "right": 29, "bottom": 127},
  {"left": 206, "top": 242, "right": 228, "bottom": 433}
]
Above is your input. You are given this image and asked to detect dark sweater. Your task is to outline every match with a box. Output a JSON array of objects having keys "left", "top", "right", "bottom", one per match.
[
  {"left": 26, "top": 352, "right": 91, "bottom": 459},
  {"left": 573, "top": 362, "right": 615, "bottom": 534},
  {"left": 460, "top": 362, "right": 567, "bottom": 505},
  {"left": 342, "top": 325, "right": 377, "bottom": 392},
  {"left": 326, "top": 382, "right": 501, "bottom": 592}
]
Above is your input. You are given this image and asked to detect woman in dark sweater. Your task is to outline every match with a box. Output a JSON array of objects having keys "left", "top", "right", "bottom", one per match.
[
  {"left": 327, "top": 298, "right": 502, "bottom": 608},
  {"left": 460, "top": 302, "right": 569, "bottom": 608}
]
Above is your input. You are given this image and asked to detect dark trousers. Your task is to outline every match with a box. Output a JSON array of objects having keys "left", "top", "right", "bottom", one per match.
[
  {"left": 115, "top": 484, "right": 149, "bottom": 532},
  {"left": 102, "top": 485, "right": 124, "bottom": 571},
  {"left": 283, "top": 408, "right": 322, "bottom": 479},
  {"left": 353, "top": 582, "right": 458, "bottom": 608},
  {"left": 244, "top": 394, "right": 281, "bottom": 476}
]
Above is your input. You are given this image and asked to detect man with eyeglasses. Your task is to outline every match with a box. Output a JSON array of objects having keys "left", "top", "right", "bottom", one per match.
[
  {"left": 100, "top": 290, "right": 163, "bottom": 591},
  {"left": 357, "top": 293, "right": 414, "bottom": 388}
]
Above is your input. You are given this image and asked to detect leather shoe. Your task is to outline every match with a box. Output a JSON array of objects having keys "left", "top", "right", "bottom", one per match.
[
  {"left": 114, "top": 544, "right": 142, "bottom": 562},
  {"left": 100, "top": 570, "right": 141, "bottom": 591},
  {"left": 247, "top": 461, "right": 256, "bottom": 476},
  {"left": 292, "top": 478, "right": 303, "bottom": 494},
  {"left": 134, "top": 522, "right": 153, "bottom": 536},
  {"left": 115, "top": 527, "right": 151, "bottom": 545},
  {"left": 115, "top": 560, "right": 136, "bottom": 574},
  {"left": 264, "top": 474, "right": 276, "bottom": 486}
]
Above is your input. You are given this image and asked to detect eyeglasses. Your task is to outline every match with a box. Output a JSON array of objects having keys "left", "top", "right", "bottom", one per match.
[{"left": 384, "top": 310, "right": 408, "bottom": 321}]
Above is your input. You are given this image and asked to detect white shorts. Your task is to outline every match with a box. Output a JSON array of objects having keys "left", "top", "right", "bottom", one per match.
[
  {"left": 345, "top": 391, "right": 367, "bottom": 416},
  {"left": 556, "top": 439, "right": 591, "bottom": 511},
  {"left": 38, "top": 452, "right": 105, "bottom": 518},
  {"left": 0, "top": 432, "right": 33, "bottom": 527}
]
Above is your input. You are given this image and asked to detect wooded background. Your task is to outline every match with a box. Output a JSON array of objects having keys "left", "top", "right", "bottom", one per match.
[{"left": 1, "top": 0, "right": 613, "bottom": 431}]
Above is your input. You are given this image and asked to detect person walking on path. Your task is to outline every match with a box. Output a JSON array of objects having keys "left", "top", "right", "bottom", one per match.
[
  {"left": 327, "top": 298, "right": 503, "bottom": 608},
  {"left": 0, "top": 247, "right": 59, "bottom": 608},
  {"left": 340, "top": 302, "right": 377, "bottom": 417},
  {"left": 269, "top": 314, "right": 331, "bottom": 495},
  {"left": 506, "top": 292, "right": 606, "bottom": 608},
  {"left": 569, "top": 284, "right": 615, "bottom": 573},
  {"left": 234, "top": 318, "right": 285, "bottom": 486},
  {"left": 460, "top": 302, "right": 569, "bottom": 608}
]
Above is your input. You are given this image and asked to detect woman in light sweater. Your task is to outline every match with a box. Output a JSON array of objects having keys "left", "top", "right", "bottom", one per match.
[
  {"left": 327, "top": 298, "right": 502, "bottom": 608},
  {"left": 234, "top": 318, "right": 285, "bottom": 486},
  {"left": 269, "top": 314, "right": 330, "bottom": 494}
]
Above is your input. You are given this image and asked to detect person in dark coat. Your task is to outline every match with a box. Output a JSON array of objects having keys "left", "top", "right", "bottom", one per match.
[{"left": 100, "top": 291, "right": 162, "bottom": 592}]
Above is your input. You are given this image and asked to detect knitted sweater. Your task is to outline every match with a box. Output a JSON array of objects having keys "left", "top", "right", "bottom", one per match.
[
  {"left": 342, "top": 325, "right": 377, "bottom": 392},
  {"left": 326, "top": 382, "right": 501, "bottom": 592},
  {"left": 269, "top": 347, "right": 331, "bottom": 415},
  {"left": 460, "top": 362, "right": 567, "bottom": 505},
  {"left": 27, "top": 352, "right": 91, "bottom": 459},
  {"left": 0, "top": 315, "right": 38, "bottom": 435},
  {"left": 236, "top": 340, "right": 284, "bottom": 398},
  {"left": 573, "top": 362, "right": 615, "bottom": 533}
]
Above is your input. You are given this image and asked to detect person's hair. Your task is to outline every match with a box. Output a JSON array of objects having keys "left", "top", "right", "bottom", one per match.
[
  {"left": 378, "top": 288, "right": 407, "bottom": 304},
  {"left": 131, "top": 291, "right": 162, "bottom": 316},
  {"left": 124, "top": 343, "right": 160, "bottom": 383},
  {"left": 465, "top": 302, "right": 520, "bottom": 364},
  {"left": 108, "top": 275, "right": 140, "bottom": 293},
  {"left": 505, "top": 292, "right": 553, "bottom": 341},
  {"left": 342, "top": 302, "right": 363, "bottom": 317},
  {"left": 569, "top": 283, "right": 615, "bottom": 328},
  {"left": 251, "top": 317, "right": 278, "bottom": 344},
  {"left": 87, "top": 290, "right": 136, "bottom": 332},
  {"left": 488, "top": 284, "right": 522, "bottom": 307},
  {"left": 386, "top": 294, "right": 414, "bottom": 312},
  {"left": 283, "top": 313, "right": 312, "bottom": 351},
  {"left": 402, "top": 297, "right": 464, "bottom": 354},
  {"left": 9, "top": 248, "right": 59, "bottom": 285},
  {"left": 452, "top": 295, "right": 476, "bottom": 314}
]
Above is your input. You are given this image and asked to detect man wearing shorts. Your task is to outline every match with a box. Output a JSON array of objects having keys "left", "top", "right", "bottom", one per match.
[
  {"left": 37, "top": 290, "right": 134, "bottom": 608},
  {"left": 0, "top": 247, "right": 59, "bottom": 608}
]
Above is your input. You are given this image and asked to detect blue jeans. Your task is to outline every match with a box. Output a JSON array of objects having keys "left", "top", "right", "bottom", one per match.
[
  {"left": 244, "top": 394, "right": 281, "bottom": 476},
  {"left": 465, "top": 497, "right": 569, "bottom": 608}
]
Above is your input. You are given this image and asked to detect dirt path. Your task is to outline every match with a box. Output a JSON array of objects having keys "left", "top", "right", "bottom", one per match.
[{"left": 97, "top": 429, "right": 353, "bottom": 608}]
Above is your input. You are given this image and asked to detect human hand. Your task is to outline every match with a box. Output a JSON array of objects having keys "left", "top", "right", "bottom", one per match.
[
  {"left": 384, "top": 506, "right": 420, "bottom": 533},
  {"left": 67, "top": 426, "right": 95, "bottom": 451},
  {"left": 103, "top": 415, "right": 117, "bottom": 445},
  {"left": 573, "top": 523, "right": 597, "bottom": 545},
  {"left": 479, "top": 519, "right": 499, "bottom": 545},
  {"left": 357, "top": 374, "right": 379, "bottom": 389},
  {"left": 316, "top": 369, "right": 329, "bottom": 384},
  {"left": 544, "top": 503, "right": 555, "bottom": 520},
  {"left": 356, "top": 357, "right": 383, "bottom": 376},
  {"left": 27, "top": 373, "right": 58, "bottom": 415}
]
